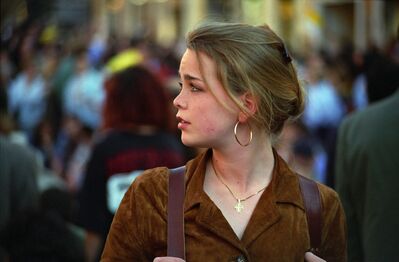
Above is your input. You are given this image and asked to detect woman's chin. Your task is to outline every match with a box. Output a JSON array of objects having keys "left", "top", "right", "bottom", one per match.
[
  {"left": 181, "top": 139, "right": 196, "bottom": 148},
  {"left": 181, "top": 137, "right": 206, "bottom": 148}
]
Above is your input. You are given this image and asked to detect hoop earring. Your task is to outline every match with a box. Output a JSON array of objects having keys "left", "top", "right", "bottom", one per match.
[{"left": 234, "top": 121, "right": 253, "bottom": 147}]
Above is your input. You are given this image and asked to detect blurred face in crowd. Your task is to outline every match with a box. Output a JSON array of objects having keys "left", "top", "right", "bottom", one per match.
[
  {"left": 75, "top": 53, "right": 88, "bottom": 73},
  {"left": 173, "top": 49, "right": 239, "bottom": 149},
  {"left": 305, "top": 52, "right": 325, "bottom": 84}
]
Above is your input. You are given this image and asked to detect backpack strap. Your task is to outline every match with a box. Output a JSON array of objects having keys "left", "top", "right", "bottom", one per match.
[
  {"left": 167, "top": 166, "right": 186, "bottom": 259},
  {"left": 298, "top": 174, "right": 322, "bottom": 254}
]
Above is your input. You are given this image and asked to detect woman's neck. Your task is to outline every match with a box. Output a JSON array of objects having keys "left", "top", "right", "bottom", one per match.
[{"left": 211, "top": 133, "right": 274, "bottom": 194}]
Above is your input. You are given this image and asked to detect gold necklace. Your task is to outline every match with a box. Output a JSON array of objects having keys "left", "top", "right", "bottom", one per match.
[{"left": 211, "top": 161, "right": 267, "bottom": 213}]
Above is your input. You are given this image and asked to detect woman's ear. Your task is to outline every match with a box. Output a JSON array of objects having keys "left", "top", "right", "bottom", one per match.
[{"left": 238, "top": 92, "right": 258, "bottom": 122}]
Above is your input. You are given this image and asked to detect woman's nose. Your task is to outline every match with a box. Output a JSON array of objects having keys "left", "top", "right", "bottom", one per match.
[{"left": 173, "top": 91, "right": 186, "bottom": 109}]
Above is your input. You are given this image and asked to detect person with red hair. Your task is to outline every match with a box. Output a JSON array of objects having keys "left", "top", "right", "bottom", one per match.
[{"left": 77, "top": 65, "right": 186, "bottom": 261}]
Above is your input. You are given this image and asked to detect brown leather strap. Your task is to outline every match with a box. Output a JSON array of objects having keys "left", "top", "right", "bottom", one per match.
[
  {"left": 298, "top": 175, "right": 322, "bottom": 254},
  {"left": 167, "top": 166, "right": 186, "bottom": 259}
]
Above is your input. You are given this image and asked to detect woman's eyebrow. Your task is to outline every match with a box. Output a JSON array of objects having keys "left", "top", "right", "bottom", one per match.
[{"left": 179, "top": 73, "right": 203, "bottom": 82}]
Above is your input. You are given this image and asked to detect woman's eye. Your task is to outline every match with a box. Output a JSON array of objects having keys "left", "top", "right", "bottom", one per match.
[
  {"left": 177, "top": 81, "right": 201, "bottom": 92},
  {"left": 190, "top": 85, "right": 200, "bottom": 92}
]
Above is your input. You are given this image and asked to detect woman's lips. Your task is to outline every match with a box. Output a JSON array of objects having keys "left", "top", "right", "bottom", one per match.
[{"left": 176, "top": 116, "right": 190, "bottom": 130}]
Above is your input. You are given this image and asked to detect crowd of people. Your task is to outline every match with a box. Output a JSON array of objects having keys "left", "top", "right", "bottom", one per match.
[
  {"left": 0, "top": 21, "right": 190, "bottom": 261},
  {"left": 1, "top": 19, "right": 398, "bottom": 261}
]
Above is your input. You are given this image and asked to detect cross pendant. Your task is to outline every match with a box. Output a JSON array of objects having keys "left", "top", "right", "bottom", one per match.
[{"left": 234, "top": 199, "right": 244, "bottom": 213}]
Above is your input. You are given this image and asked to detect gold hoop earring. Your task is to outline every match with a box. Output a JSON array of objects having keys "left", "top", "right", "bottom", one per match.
[{"left": 234, "top": 121, "right": 253, "bottom": 147}]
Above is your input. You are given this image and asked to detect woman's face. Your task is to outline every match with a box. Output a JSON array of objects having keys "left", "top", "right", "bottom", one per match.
[{"left": 173, "top": 49, "right": 239, "bottom": 148}]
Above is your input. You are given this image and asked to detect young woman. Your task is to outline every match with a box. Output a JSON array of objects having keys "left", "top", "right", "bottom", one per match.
[{"left": 101, "top": 22, "right": 347, "bottom": 262}]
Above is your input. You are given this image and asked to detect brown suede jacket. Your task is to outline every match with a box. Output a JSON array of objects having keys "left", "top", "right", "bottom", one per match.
[{"left": 101, "top": 149, "right": 347, "bottom": 261}]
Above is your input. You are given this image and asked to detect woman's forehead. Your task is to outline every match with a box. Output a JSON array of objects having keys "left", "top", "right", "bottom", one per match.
[
  {"left": 180, "top": 49, "right": 219, "bottom": 82},
  {"left": 180, "top": 49, "right": 212, "bottom": 70},
  {"left": 179, "top": 49, "right": 201, "bottom": 77}
]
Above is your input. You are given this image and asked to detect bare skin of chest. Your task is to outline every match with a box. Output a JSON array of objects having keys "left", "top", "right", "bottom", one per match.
[
  {"left": 203, "top": 170, "right": 263, "bottom": 239},
  {"left": 208, "top": 191, "right": 262, "bottom": 239}
]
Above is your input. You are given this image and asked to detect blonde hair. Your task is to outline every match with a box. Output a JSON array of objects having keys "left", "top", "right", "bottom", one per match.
[{"left": 186, "top": 21, "right": 305, "bottom": 135}]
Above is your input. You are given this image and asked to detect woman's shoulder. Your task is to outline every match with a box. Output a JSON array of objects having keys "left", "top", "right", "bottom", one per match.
[
  {"left": 315, "top": 182, "right": 341, "bottom": 206},
  {"left": 133, "top": 166, "right": 170, "bottom": 190},
  {"left": 314, "top": 181, "right": 345, "bottom": 225},
  {"left": 313, "top": 182, "right": 347, "bottom": 260}
]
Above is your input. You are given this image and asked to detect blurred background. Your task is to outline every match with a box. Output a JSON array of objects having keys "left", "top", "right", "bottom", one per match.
[
  {"left": 1, "top": 0, "right": 398, "bottom": 261},
  {"left": 1, "top": 0, "right": 399, "bottom": 52},
  {"left": 2, "top": 0, "right": 398, "bottom": 55}
]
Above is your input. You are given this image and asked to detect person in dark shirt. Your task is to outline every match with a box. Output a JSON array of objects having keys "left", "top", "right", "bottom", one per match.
[
  {"left": 335, "top": 51, "right": 399, "bottom": 261},
  {"left": 76, "top": 65, "right": 186, "bottom": 261}
]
